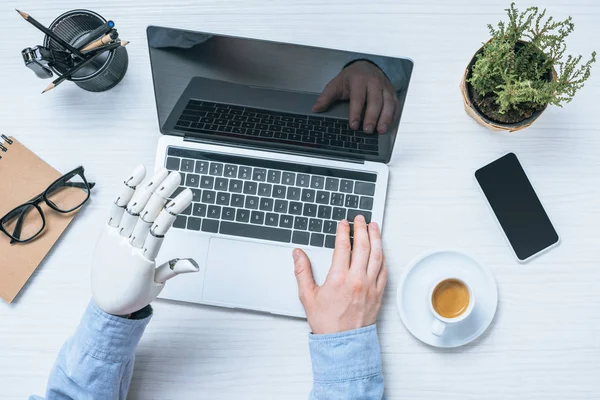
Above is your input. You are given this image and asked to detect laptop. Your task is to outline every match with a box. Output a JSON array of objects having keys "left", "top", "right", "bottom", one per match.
[{"left": 147, "top": 26, "right": 413, "bottom": 317}]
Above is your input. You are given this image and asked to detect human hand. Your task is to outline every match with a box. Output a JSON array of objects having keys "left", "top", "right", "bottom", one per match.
[
  {"left": 91, "top": 165, "right": 199, "bottom": 316},
  {"left": 292, "top": 215, "right": 387, "bottom": 334},
  {"left": 312, "top": 60, "right": 400, "bottom": 134}
]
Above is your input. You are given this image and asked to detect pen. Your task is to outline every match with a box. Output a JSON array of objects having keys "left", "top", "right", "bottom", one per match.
[
  {"left": 78, "top": 20, "right": 115, "bottom": 49},
  {"left": 42, "top": 41, "right": 129, "bottom": 93},
  {"left": 80, "top": 31, "right": 119, "bottom": 52},
  {"left": 16, "top": 9, "right": 85, "bottom": 59}
]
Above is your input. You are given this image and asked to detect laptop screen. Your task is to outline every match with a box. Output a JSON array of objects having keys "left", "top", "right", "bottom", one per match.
[{"left": 147, "top": 26, "right": 413, "bottom": 164}]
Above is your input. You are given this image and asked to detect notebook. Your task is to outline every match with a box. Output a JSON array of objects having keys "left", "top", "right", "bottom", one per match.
[{"left": 0, "top": 135, "right": 85, "bottom": 303}]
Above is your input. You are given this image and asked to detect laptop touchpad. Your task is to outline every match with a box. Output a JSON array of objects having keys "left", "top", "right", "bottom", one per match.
[{"left": 203, "top": 237, "right": 329, "bottom": 317}]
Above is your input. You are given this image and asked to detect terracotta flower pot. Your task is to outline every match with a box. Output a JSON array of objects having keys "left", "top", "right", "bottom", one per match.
[{"left": 460, "top": 43, "right": 555, "bottom": 133}]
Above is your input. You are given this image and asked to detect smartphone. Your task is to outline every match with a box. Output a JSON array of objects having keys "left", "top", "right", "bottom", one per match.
[{"left": 475, "top": 153, "right": 559, "bottom": 262}]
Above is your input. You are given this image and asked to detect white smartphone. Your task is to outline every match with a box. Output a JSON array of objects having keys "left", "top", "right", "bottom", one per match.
[{"left": 475, "top": 153, "right": 560, "bottom": 262}]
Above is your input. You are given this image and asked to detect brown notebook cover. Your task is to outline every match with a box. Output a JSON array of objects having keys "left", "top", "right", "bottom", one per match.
[{"left": 0, "top": 136, "right": 84, "bottom": 303}]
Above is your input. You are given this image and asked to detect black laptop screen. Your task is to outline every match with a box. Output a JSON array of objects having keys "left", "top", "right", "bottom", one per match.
[{"left": 147, "top": 26, "right": 413, "bottom": 164}]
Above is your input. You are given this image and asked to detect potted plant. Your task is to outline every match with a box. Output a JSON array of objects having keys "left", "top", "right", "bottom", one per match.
[{"left": 461, "top": 3, "right": 596, "bottom": 132}]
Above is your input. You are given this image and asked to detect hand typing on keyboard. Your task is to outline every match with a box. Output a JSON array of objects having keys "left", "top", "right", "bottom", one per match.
[
  {"left": 292, "top": 215, "right": 387, "bottom": 334},
  {"left": 312, "top": 60, "right": 400, "bottom": 135}
]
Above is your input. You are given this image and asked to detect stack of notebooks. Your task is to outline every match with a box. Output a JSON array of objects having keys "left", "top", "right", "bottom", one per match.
[{"left": 0, "top": 135, "right": 84, "bottom": 303}]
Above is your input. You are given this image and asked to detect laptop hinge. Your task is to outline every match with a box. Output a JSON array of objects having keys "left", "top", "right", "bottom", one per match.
[{"left": 182, "top": 135, "right": 366, "bottom": 165}]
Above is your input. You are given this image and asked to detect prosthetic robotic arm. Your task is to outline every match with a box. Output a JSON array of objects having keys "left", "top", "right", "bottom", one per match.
[{"left": 92, "top": 165, "right": 199, "bottom": 315}]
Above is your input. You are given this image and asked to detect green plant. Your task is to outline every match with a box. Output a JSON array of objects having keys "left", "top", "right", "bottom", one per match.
[{"left": 468, "top": 2, "right": 596, "bottom": 117}]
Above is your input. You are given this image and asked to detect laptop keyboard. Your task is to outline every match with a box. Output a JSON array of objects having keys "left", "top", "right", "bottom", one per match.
[
  {"left": 174, "top": 100, "right": 380, "bottom": 156},
  {"left": 165, "top": 147, "right": 377, "bottom": 248}
]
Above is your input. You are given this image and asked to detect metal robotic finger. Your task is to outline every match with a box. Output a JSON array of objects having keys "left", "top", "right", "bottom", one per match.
[
  {"left": 108, "top": 164, "right": 146, "bottom": 227},
  {"left": 130, "top": 171, "right": 182, "bottom": 248},
  {"left": 142, "top": 188, "right": 193, "bottom": 261},
  {"left": 118, "top": 168, "right": 169, "bottom": 238},
  {"left": 154, "top": 258, "right": 200, "bottom": 283}
]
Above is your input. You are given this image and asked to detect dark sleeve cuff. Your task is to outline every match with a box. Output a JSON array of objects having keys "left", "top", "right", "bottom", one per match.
[{"left": 308, "top": 324, "right": 383, "bottom": 383}]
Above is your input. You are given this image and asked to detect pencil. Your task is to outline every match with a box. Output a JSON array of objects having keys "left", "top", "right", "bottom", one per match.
[
  {"left": 78, "top": 20, "right": 115, "bottom": 49},
  {"left": 16, "top": 9, "right": 85, "bottom": 59},
  {"left": 42, "top": 41, "right": 129, "bottom": 94},
  {"left": 82, "top": 38, "right": 126, "bottom": 55},
  {"left": 80, "top": 31, "right": 118, "bottom": 52}
]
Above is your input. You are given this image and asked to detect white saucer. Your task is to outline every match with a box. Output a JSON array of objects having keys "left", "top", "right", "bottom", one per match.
[{"left": 396, "top": 250, "right": 498, "bottom": 348}]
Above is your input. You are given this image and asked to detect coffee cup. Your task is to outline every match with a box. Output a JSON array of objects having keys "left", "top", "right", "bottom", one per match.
[{"left": 429, "top": 278, "right": 474, "bottom": 336}]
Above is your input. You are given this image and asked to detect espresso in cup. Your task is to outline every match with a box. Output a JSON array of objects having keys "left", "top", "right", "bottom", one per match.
[{"left": 431, "top": 278, "right": 470, "bottom": 319}]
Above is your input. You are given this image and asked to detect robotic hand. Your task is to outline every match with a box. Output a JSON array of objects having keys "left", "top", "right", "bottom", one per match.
[{"left": 91, "top": 165, "right": 199, "bottom": 316}]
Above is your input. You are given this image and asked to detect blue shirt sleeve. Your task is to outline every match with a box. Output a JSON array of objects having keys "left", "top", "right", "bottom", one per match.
[
  {"left": 345, "top": 54, "right": 408, "bottom": 91},
  {"left": 308, "top": 325, "right": 385, "bottom": 399},
  {"left": 29, "top": 301, "right": 152, "bottom": 400}
]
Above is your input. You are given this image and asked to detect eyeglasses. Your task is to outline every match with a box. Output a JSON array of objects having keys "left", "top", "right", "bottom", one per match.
[{"left": 0, "top": 166, "right": 95, "bottom": 244}]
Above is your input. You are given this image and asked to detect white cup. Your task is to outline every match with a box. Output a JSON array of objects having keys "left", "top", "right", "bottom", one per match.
[{"left": 429, "top": 278, "right": 475, "bottom": 337}]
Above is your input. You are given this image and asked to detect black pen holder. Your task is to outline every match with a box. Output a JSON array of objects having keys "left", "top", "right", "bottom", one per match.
[{"left": 44, "top": 9, "right": 128, "bottom": 92}]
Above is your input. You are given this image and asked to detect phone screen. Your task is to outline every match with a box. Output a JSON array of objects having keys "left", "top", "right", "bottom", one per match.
[{"left": 475, "top": 153, "right": 559, "bottom": 261}]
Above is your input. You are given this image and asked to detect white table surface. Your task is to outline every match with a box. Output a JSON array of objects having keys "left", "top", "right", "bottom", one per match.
[{"left": 1, "top": 1, "right": 599, "bottom": 399}]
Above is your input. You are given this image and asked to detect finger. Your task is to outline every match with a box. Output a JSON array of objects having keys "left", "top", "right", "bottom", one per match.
[
  {"left": 312, "top": 78, "right": 341, "bottom": 112},
  {"left": 363, "top": 85, "right": 383, "bottom": 134},
  {"left": 293, "top": 248, "right": 317, "bottom": 306},
  {"left": 348, "top": 81, "right": 367, "bottom": 130},
  {"left": 119, "top": 168, "right": 169, "bottom": 238},
  {"left": 142, "top": 188, "right": 193, "bottom": 261},
  {"left": 376, "top": 260, "right": 388, "bottom": 292},
  {"left": 328, "top": 219, "right": 352, "bottom": 275},
  {"left": 350, "top": 215, "right": 370, "bottom": 275},
  {"left": 366, "top": 222, "right": 384, "bottom": 281},
  {"left": 108, "top": 164, "right": 146, "bottom": 227},
  {"left": 154, "top": 258, "right": 199, "bottom": 283},
  {"left": 130, "top": 171, "right": 182, "bottom": 248},
  {"left": 377, "top": 91, "right": 396, "bottom": 134}
]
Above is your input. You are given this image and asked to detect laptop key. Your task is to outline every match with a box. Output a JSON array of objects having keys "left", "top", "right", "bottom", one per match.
[
  {"left": 174, "top": 215, "right": 187, "bottom": 229},
  {"left": 252, "top": 168, "right": 266, "bottom": 182},
  {"left": 202, "top": 190, "right": 216, "bottom": 204},
  {"left": 324, "top": 235, "right": 336, "bottom": 249},
  {"left": 187, "top": 217, "right": 201, "bottom": 231},
  {"left": 200, "top": 176, "right": 214, "bottom": 189},
  {"left": 245, "top": 196, "right": 259, "bottom": 209},
  {"left": 231, "top": 194, "right": 244, "bottom": 208},
  {"left": 229, "top": 179, "right": 243, "bottom": 193},
  {"left": 224, "top": 164, "right": 237, "bottom": 178},
  {"left": 289, "top": 202, "right": 302, "bottom": 215},
  {"left": 260, "top": 198, "right": 274, "bottom": 211},
  {"left": 185, "top": 173, "right": 200, "bottom": 188},
  {"left": 166, "top": 157, "right": 180, "bottom": 171},
  {"left": 251, "top": 211, "right": 265, "bottom": 225},
  {"left": 191, "top": 189, "right": 202, "bottom": 203},
  {"left": 345, "top": 195, "right": 359, "bottom": 209},
  {"left": 215, "top": 178, "right": 228, "bottom": 191},
  {"left": 181, "top": 204, "right": 192, "bottom": 216},
  {"left": 282, "top": 172, "right": 295, "bottom": 185},
  {"left": 201, "top": 219, "right": 219, "bottom": 233},
  {"left": 294, "top": 217, "right": 308, "bottom": 230},
  {"left": 323, "top": 220, "right": 337, "bottom": 234},
  {"left": 243, "top": 181, "right": 258, "bottom": 195},
  {"left": 274, "top": 199, "right": 288, "bottom": 213},
  {"left": 193, "top": 203, "right": 207, "bottom": 217},
  {"left": 316, "top": 191, "right": 330, "bottom": 204},
  {"left": 309, "top": 219, "right": 323, "bottom": 232},
  {"left": 235, "top": 209, "right": 250, "bottom": 223},
  {"left": 310, "top": 233, "right": 325, "bottom": 247},
  {"left": 296, "top": 174, "right": 310, "bottom": 187},
  {"left": 220, "top": 221, "right": 291, "bottom": 243},
  {"left": 332, "top": 207, "right": 346, "bottom": 221},
  {"left": 280, "top": 215, "right": 293, "bottom": 228},
  {"left": 216, "top": 192, "right": 230, "bottom": 205},
  {"left": 238, "top": 166, "right": 252, "bottom": 180},
  {"left": 340, "top": 180, "right": 354, "bottom": 193},
  {"left": 360, "top": 196, "right": 374, "bottom": 210},
  {"left": 325, "top": 178, "right": 340, "bottom": 191},
  {"left": 273, "top": 185, "right": 286, "bottom": 198},
  {"left": 303, "top": 203, "right": 317, "bottom": 217},
  {"left": 292, "top": 231, "right": 310, "bottom": 245},
  {"left": 318, "top": 205, "right": 332, "bottom": 220},
  {"left": 207, "top": 205, "right": 221, "bottom": 219},
  {"left": 287, "top": 187, "right": 301, "bottom": 201},
  {"left": 355, "top": 182, "right": 376, "bottom": 196},
  {"left": 267, "top": 170, "right": 281, "bottom": 183},
  {"left": 330, "top": 193, "right": 344, "bottom": 206},
  {"left": 265, "top": 213, "right": 279, "bottom": 226},
  {"left": 310, "top": 176, "right": 325, "bottom": 189},
  {"left": 301, "top": 189, "right": 316, "bottom": 203},
  {"left": 222, "top": 207, "right": 235, "bottom": 221},
  {"left": 258, "top": 183, "right": 272, "bottom": 197},
  {"left": 210, "top": 162, "right": 224, "bottom": 176},
  {"left": 347, "top": 209, "right": 372, "bottom": 224},
  {"left": 181, "top": 159, "right": 195, "bottom": 172}
]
